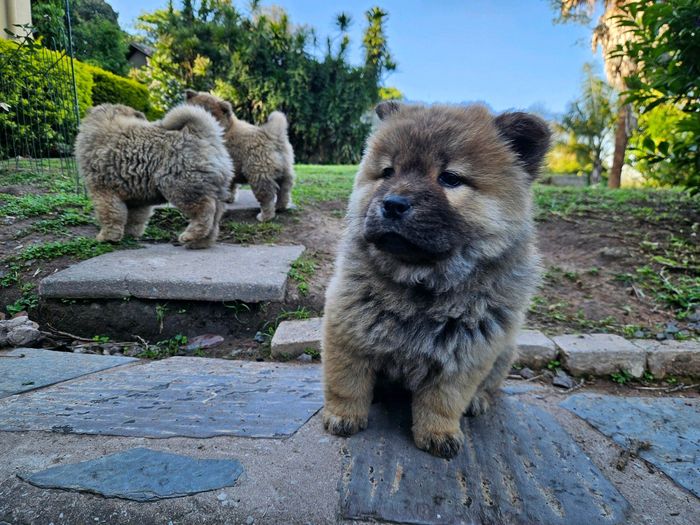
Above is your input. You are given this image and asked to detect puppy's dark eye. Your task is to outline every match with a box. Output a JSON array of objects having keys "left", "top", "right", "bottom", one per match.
[
  {"left": 438, "top": 171, "right": 466, "bottom": 188},
  {"left": 381, "top": 167, "right": 395, "bottom": 179}
]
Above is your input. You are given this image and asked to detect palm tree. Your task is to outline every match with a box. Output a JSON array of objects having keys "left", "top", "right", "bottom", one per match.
[{"left": 557, "top": 1, "right": 637, "bottom": 188}]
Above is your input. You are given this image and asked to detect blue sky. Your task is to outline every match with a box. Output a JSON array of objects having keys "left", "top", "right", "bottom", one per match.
[{"left": 110, "top": 0, "right": 604, "bottom": 115}]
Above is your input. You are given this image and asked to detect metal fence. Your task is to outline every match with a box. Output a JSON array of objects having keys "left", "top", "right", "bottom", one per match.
[{"left": 0, "top": 1, "right": 81, "bottom": 191}]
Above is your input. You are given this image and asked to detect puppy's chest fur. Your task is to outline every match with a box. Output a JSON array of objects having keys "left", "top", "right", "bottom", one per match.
[{"left": 333, "top": 246, "right": 528, "bottom": 389}]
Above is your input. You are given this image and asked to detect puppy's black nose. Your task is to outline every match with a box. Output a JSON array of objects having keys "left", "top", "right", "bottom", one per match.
[{"left": 382, "top": 195, "right": 412, "bottom": 219}]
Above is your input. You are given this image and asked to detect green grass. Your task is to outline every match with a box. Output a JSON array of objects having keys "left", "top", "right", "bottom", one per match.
[
  {"left": 13, "top": 237, "right": 115, "bottom": 262},
  {"left": 288, "top": 254, "right": 318, "bottom": 296},
  {"left": 0, "top": 193, "right": 91, "bottom": 219},
  {"left": 293, "top": 164, "right": 357, "bottom": 204},
  {"left": 222, "top": 220, "right": 282, "bottom": 244}
]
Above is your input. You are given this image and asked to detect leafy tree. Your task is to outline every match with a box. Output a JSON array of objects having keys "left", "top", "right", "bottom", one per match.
[
  {"left": 615, "top": 0, "right": 700, "bottom": 192},
  {"left": 555, "top": 64, "right": 616, "bottom": 184},
  {"left": 30, "top": 0, "right": 130, "bottom": 75},
  {"left": 137, "top": 1, "right": 397, "bottom": 164},
  {"left": 553, "top": 1, "right": 638, "bottom": 188}
]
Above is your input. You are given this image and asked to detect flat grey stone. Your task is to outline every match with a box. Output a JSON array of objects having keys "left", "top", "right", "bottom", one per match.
[
  {"left": 631, "top": 339, "right": 700, "bottom": 378},
  {"left": 0, "top": 358, "right": 322, "bottom": 438},
  {"left": 516, "top": 329, "right": 557, "bottom": 368},
  {"left": 554, "top": 334, "right": 646, "bottom": 378},
  {"left": 270, "top": 317, "right": 322, "bottom": 358},
  {"left": 561, "top": 394, "right": 699, "bottom": 498},
  {"left": 0, "top": 348, "right": 136, "bottom": 398},
  {"left": 157, "top": 189, "right": 295, "bottom": 217},
  {"left": 22, "top": 448, "right": 243, "bottom": 501},
  {"left": 39, "top": 243, "right": 305, "bottom": 302},
  {"left": 341, "top": 396, "right": 629, "bottom": 525}
]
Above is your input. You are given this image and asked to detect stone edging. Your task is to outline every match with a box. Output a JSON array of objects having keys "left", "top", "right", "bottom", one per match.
[{"left": 271, "top": 318, "right": 700, "bottom": 379}]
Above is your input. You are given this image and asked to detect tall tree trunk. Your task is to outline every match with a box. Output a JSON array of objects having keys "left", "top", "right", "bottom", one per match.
[{"left": 609, "top": 103, "right": 631, "bottom": 189}]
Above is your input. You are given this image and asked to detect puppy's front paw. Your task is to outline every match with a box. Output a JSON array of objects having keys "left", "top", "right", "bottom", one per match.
[
  {"left": 413, "top": 428, "right": 464, "bottom": 459},
  {"left": 466, "top": 391, "right": 492, "bottom": 417},
  {"left": 323, "top": 409, "right": 368, "bottom": 437}
]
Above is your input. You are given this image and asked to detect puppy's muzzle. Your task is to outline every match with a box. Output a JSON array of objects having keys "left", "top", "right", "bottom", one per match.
[{"left": 382, "top": 194, "right": 412, "bottom": 220}]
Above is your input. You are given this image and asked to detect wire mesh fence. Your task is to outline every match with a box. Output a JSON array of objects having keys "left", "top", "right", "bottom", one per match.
[{"left": 0, "top": 1, "right": 81, "bottom": 192}]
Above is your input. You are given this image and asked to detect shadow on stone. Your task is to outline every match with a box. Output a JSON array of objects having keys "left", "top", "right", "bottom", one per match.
[
  {"left": 22, "top": 448, "right": 244, "bottom": 501},
  {"left": 340, "top": 395, "right": 629, "bottom": 525}
]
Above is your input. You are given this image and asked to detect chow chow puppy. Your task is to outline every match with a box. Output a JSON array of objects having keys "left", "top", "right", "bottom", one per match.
[
  {"left": 184, "top": 90, "right": 295, "bottom": 222},
  {"left": 75, "top": 103, "right": 233, "bottom": 249},
  {"left": 322, "top": 101, "right": 550, "bottom": 458}
]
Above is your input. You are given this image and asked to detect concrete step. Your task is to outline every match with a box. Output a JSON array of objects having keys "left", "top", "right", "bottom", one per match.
[
  {"left": 39, "top": 243, "right": 305, "bottom": 303},
  {"left": 155, "top": 188, "right": 295, "bottom": 218}
]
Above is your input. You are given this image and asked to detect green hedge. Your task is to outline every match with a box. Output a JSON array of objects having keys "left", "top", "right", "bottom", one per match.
[
  {"left": 86, "top": 66, "right": 150, "bottom": 114},
  {"left": 0, "top": 38, "right": 94, "bottom": 158},
  {"left": 0, "top": 39, "right": 151, "bottom": 159}
]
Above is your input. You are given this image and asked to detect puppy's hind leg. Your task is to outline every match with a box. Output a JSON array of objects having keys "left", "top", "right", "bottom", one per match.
[
  {"left": 322, "top": 335, "right": 376, "bottom": 437},
  {"left": 124, "top": 205, "right": 153, "bottom": 239},
  {"left": 174, "top": 196, "right": 217, "bottom": 249},
  {"left": 275, "top": 168, "right": 294, "bottom": 212},
  {"left": 91, "top": 190, "right": 127, "bottom": 243},
  {"left": 250, "top": 175, "right": 278, "bottom": 222},
  {"left": 226, "top": 182, "right": 239, "bottom": 204}
]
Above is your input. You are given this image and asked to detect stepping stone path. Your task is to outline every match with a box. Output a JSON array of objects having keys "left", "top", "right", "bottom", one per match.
[
  {"left": 23, "top": 448, "right": 244, "bottom": 502},
  {"left": 561, "top": 394, "right": 700, "bottom": 499},
  {"left": 271, "top": 317, "right": 323, "bottom": 358},
  {"left": 342, "top": 396, "right": 630, "bottom": 525},
  {"left": 0, "top": 357, "right": 323, "bottom": 438},
  {"left": 156, "top": 188, "right": 295, "bottom": 218},
  {"left": 39, "top": 243, "right": 304, "bottom": 302},
  {"left": 0, "top": 350, "right": 697, "bottom": 524},
  {"left": 0, "top": 348, "right": 135, "bottom": 398}
]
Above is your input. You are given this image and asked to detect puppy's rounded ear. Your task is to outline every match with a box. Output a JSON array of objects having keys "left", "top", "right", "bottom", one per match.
[
  {"left": 495, "top": 112, "right": 551, "bottom": 180},
  {"left": 375, "top": 100, "right": 402, "bottom": 120},
  {"left": 185, "top": 89, "right": 198, "bottom": 100},
  {"left": 135, "top": 110, "right": 146, "bottom": 120},
  {"left": 220, "top": 100, "right": 233, "bottom": 118}
]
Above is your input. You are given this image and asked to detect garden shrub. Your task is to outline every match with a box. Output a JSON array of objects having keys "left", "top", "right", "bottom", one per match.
[{"left": 86, "top": 65, "right": 150, "bottom": 114}]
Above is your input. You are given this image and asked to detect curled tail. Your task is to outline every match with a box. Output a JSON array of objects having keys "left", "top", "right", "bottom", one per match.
[
  {"left": 159, "top": 104, "right": 224, "bottom": 142},
  {"left": 262, "top": 111, "right": 289, "bottom": 139}
]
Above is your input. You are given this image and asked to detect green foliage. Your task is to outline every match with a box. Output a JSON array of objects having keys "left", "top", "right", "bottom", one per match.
[
  {"left": 611, "top": 370, "right": 634, "bottom": 385},
  {"left": 31, "top": 0, "right": 130, "bottom": 75},
  {"left": 0, "top": 38, "right": 93, "bottom": 159},
  {"left": 554, "top": 64, "right": 617, "bottom": 184},
  {"left": 292, "top": 164, "right": 357, "bottom": 204},
  {"left": 14, "top": 237, "right": 114, "bottom": 262},
  {"left": 137, "top": 334, "right": 189, "bottom": 359},
  {"left": 137, "top": 1, "right": 396, "bottom": 163},
  {"left": 616, "top": 0, "right": 700, "bottom": 191},
  {"left": 6, "top": 283, "right": 39, "bottom": 315},
  {"left": 88, "top": 66, "right": 151, "bottom": 114}
]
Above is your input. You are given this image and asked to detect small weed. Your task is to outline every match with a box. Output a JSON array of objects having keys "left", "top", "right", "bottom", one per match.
[
  {"left": 6, "top": 283, "right": 39, "bottom": 315},
  {"left": 137, "top": 334, "right": 188, "bottom": 359},
  {"left": 546, "top": 359, "right": 561, "bottom": 370},
  {"left": 304, "top": 347, "right": 321, "bottom": 359},
  {"left": 155, "top": 304, "right": 168, "bottom": 333},
  {"left": 289, "top": 255, "right": 317, "bottom": 296},
  {"left": 611, "top": 370, "right": 634, "bottom": 385},
  {"left": 92, "top": 335, "right": 110, "bottom": 344},
  {"left": 642, "top": 371, "right": 654, "bottom": 382},
  {"left": 13, "top": 237, "right": 114, "bottom": 263},
  {"left": 586, "top": 267, "right": 600, "bottom": 276}
]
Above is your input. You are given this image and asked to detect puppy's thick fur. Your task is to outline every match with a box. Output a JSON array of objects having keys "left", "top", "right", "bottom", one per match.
[
  {"left": 322, "top": 102, "right": 551, "bottom": 458},
  {"left": 75, "top": 103, "right": 233, "bottom": 249},
  {"left": 184, "top": 90, "right": 295, "bottom": 222}
]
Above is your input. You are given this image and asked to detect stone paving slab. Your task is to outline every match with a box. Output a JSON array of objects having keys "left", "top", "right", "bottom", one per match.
[
  {"left": 39, "top": 243, "right": 305, "bottom": 302},
  {"left": 554, "top": 334, "right": 646, "bottom": 377},
  {"left": 156, "top": 189, "right": 295, "bottom": 217},
  {"left": 341, "top": 396, "right": 630, "bottom": 525},
  {"left": 22, "top": 447, "right": 244, "bottom": 502},
  {"left": 0, "top": 358, "right": 323, "bottom": 438},
  {"left": 632, "top": 339, "right": 700, "bottom": 378},
  {"left": 0, "top": 348, "right": 136, "bottom": 398},
  {"left": 271, "top": 317, "right": 323, "bottom": 358},
  {"left": 516, "top": 329, "right": 557, "bottom": 368},
  {"left": 561, "top": 394, "right": 700, "bottom": 498}
]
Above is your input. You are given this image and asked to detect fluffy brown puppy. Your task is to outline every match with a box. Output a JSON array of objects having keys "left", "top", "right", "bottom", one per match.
[
  {"left": 75, "top": 103, "right": 233, "bottom": 249},
  {"left": 184, "top": 90, "right": 295, "bottom": 222},
  {"left": 322, "top": 101, "right": 551, "bottom": 458}
]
